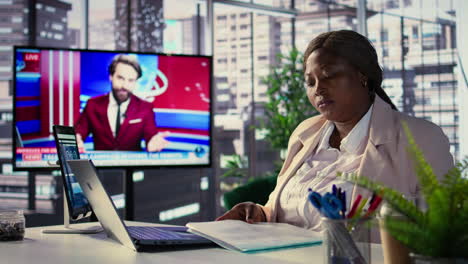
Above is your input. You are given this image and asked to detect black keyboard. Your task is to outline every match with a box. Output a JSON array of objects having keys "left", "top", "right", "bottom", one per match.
[{"left": 127, "top": 226, "right": 190, "bottom": 241}]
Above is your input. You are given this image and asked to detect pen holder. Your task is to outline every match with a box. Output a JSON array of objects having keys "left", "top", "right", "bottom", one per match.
[{"left": 321, "top": 217, "right": 371, "bottom": 264}]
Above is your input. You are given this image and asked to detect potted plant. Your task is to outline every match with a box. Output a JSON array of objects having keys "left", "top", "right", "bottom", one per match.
[
  {"left": 220, "top": 48, "right": 318, "bottom": 209},
  {"left": 260, "top": 47, "right": 318, "bottom": 154},
  {"left": 340, "top": 122, "right": 468, "bottom": 263},
  {"left": 220, "top": 154, "right": 281, "bottom": 210}
]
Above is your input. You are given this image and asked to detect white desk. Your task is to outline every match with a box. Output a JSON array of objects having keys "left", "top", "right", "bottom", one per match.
[{"left": 2, "top": 221, "right": 385, "bottom": 264}]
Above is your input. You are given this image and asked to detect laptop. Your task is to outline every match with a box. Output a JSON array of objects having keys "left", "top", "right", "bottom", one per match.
[{"left": 67, "top": 159, "right": 214, "bottom": 252}]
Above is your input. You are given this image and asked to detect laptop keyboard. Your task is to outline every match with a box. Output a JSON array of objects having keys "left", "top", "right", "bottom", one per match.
[{"left": 127, "top": 226, "right": 190, "bottom": 241}]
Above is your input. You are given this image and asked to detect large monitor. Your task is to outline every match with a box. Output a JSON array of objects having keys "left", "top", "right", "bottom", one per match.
[{"left": 13, "top": 47, "right": 212, "bottom": 170}]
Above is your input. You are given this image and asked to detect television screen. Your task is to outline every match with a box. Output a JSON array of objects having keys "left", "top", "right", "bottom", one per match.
[{"left": 13, "top": 47, "right": 212, "bottom": 169}]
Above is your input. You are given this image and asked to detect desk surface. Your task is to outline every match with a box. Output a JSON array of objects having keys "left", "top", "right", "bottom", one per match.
[{"left": 2, "top": 221, "right": 385, "bottom": 264}]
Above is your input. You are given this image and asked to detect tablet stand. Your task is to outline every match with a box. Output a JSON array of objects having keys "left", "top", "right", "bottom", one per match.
[
  {"left": 41, "top": 190, "right": 103, "bottom": 234},
  {"left": 124, "top": 168, "right": 134, "bottom": 220}
]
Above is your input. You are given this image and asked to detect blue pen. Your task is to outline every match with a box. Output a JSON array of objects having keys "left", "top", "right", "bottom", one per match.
[
  {"left": 321, "top": 193, "right": 344, "bottom": 219},
  {"left": 341, "top": 190, "right": 347, "bottom": 217},
  {"left": 308, "top": 189, "right": 344, "bottom": 219}
]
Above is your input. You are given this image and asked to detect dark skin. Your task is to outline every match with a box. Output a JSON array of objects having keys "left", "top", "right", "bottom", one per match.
[
  {"left": 305, "top": 48, "right": 372, "bottom": 149},
  {"left": 216, "top": 48, "right": 372, "bottom": 223},
  {"left": 216, "top": 202, "right": 266, "bottom": 223}
]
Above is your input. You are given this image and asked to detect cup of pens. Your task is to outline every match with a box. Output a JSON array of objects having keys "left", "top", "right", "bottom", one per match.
[
  {"left": 321, "top": 217, "right": 371, "bottom": 264},
  {"left": 308, "top": 185, "right": 382, "bottom": 264}
]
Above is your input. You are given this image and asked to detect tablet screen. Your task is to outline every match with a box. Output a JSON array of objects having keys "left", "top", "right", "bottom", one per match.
[{"left": 53, "top": 125, "right": 92, "bottom": 220}]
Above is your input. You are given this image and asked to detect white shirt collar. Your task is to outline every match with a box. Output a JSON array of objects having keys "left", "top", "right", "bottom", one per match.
[{"left": 317, "top": 104, "right": 374, "bottom": 154}]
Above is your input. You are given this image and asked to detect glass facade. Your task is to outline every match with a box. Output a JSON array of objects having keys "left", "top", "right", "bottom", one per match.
[
  {"left": 0, "top": 0, "right": 464, "bottom": 223},
  {"left": 366, "top": 0, "right": 459, "bottom": 158}
]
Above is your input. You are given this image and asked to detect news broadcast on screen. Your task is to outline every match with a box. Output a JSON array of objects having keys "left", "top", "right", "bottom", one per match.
[{"left": 13, "top": 47, "right": 212, "bottom": 169}]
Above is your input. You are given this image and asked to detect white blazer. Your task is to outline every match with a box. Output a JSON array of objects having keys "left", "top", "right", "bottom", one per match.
[{"left": 261, "top": 96, "right": 454, "bottom": 223}]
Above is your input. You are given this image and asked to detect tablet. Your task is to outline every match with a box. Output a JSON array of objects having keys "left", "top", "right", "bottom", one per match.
[{"left": 53, "top": 125, "right": 92, "bottom": 220}]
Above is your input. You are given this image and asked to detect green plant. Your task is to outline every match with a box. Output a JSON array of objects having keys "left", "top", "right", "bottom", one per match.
[
  {"left": 339, "top": 121, "right": 468, "bottom": 259},
  {"left": 220, "top": 154, "right": 248, "bottom": 180},
  {"left": 260, "top": 48, "right": 318, "bottom": 150},
  {"left": 220, "top": 48, "right": 318, "bottom": 208}
]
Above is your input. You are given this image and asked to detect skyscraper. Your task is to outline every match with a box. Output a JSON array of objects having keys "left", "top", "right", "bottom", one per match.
[
  {"left": 0, "top": 0, "right": 29, "bottom": 79},
  {"left": 35, "top": 0, "right": 72, "bottom": 47},
  {"left": 367, "top": 5, "right": 459, "bottom": 159},
  {"left": 115, "top": 0, "right": 164, "bottom": 52}
]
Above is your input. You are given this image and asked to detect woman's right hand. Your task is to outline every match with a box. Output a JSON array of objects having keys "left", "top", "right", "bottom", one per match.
[{"left": 215, "top": 202, "right": 266, "bottom": 224}]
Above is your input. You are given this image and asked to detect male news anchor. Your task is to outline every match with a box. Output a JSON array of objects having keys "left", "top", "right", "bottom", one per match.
[{"left": 75, "top": 54, "right": 170, "bottom": 151}]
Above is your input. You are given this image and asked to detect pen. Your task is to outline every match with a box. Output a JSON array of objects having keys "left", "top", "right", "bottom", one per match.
[
  {"left": 341, "top": 190, "right": 347, "bottom": 217},
  {"left": 352, "top": 197, "right": 368, "bottom": 219},
  {"left": 362, "top": 195, "right": 373, "bottom": 213},
  {"left": 368, "top": 192, "right": 376, "bottom": 206},
  {"left": 363, "top": 196, "right": 383, "bottom": 218},
  {"left": 346, "top": 194, "right": 362, "bottom": 218},
  {"left": 308, "top": 189, "right": 344, "bottom": 219}
]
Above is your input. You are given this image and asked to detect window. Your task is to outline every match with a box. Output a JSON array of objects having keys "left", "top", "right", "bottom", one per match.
[
  {"left": 367, "top": 0, "right": 460, "bottom": 160},
  {"left": 217, "top": 58, "right": 228, "bottom": 64},
  {"left": 380, "top": 29, "right": 388, "bottom": 42},
  {"left": 11, "top": 16, "right": 22, "bottom": 23},
  {"left": 382, "top": 46, "right": 389, "bottom": 57},
  {"left": 51, "top": 23, "right": 64, "bottom": 31},
  {"left": 216, "top": 77, "right": 228, "bottom": 83},
  {"left": 45, "top": 6, "right": 56, "bottom": 12},
  {"left": 53, "top": 33, "right": 63, "bottom": 40},
  {"left": 412, "top": 25, "right": 418, "bottom": 39},
  {"left": 212, "top": 5, "right": 292, "bottom": 198}
]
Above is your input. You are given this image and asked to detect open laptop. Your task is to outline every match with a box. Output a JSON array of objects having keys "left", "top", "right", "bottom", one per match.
[{"left": 67, "top": 159, "right": 214, "bottom": 252}]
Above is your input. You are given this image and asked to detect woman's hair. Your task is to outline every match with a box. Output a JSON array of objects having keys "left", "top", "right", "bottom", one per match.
[
  {"left": 108, "top": 54, "right": 142, "bottom": 79},
  {"left": 303, "top": 30, "right": 397, "bottom": 110}
]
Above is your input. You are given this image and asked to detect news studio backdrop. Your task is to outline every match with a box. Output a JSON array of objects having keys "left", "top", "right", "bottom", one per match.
[
  {"left": 13, "top": 47, "right": 212, "bottom": 170},
  {"left": 13, "top": 47, "right": 213, "bottom": 221}
]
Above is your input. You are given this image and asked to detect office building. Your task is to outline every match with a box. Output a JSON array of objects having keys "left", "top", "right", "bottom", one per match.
[
  {"left": 164, "top": 15, "right": 205, "bottom": 55},
  {"left": 212, "top": 11, "right": 282, "bottom": 180},
  {"left": 0, "top": 0, "right": 29, "bottom": 80},
  {"left": 366, "top": 4, "right": 459, "bottom": 159},
  {"left": 0, "top": 163, "right": 57, "bottom": 213},
  {"left": 115, "top": 0, "right": 164, "bottom": 52},
  {"left": 89, "top": 18, "right": 116, "bottom": 50},
  {"left": 35, "top": 0, "right": 72, "bottom": 47}
]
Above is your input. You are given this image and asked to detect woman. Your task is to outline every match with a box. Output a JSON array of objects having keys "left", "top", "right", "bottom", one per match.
[{"left": 216, "top": 30, "right": 454, "bottom": 231}]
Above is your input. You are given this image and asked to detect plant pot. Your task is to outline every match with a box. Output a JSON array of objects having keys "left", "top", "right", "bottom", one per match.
[
  {"left": 410, "top": 253, "right": 466, "bottom": 264},
  {"left": 378, "top": 217, "right": 411, "bottom": 264}
]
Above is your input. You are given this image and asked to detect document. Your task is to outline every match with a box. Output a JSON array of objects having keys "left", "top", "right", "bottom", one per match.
[{"left": 186, "top": 220, "right": 322, "bottom": 253}]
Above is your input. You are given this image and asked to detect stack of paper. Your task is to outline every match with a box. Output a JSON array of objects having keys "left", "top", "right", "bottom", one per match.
[{"left": 186, "top": 220, "right": 322, "bottom": 253}]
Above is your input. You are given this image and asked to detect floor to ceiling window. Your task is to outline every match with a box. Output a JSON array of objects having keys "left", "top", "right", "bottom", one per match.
[
  {"left": 0, "top": 0, "right": 464, "bottom": 222},
  {"left": 367, "top": 0, "right": 459, "bottom": 159}
]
